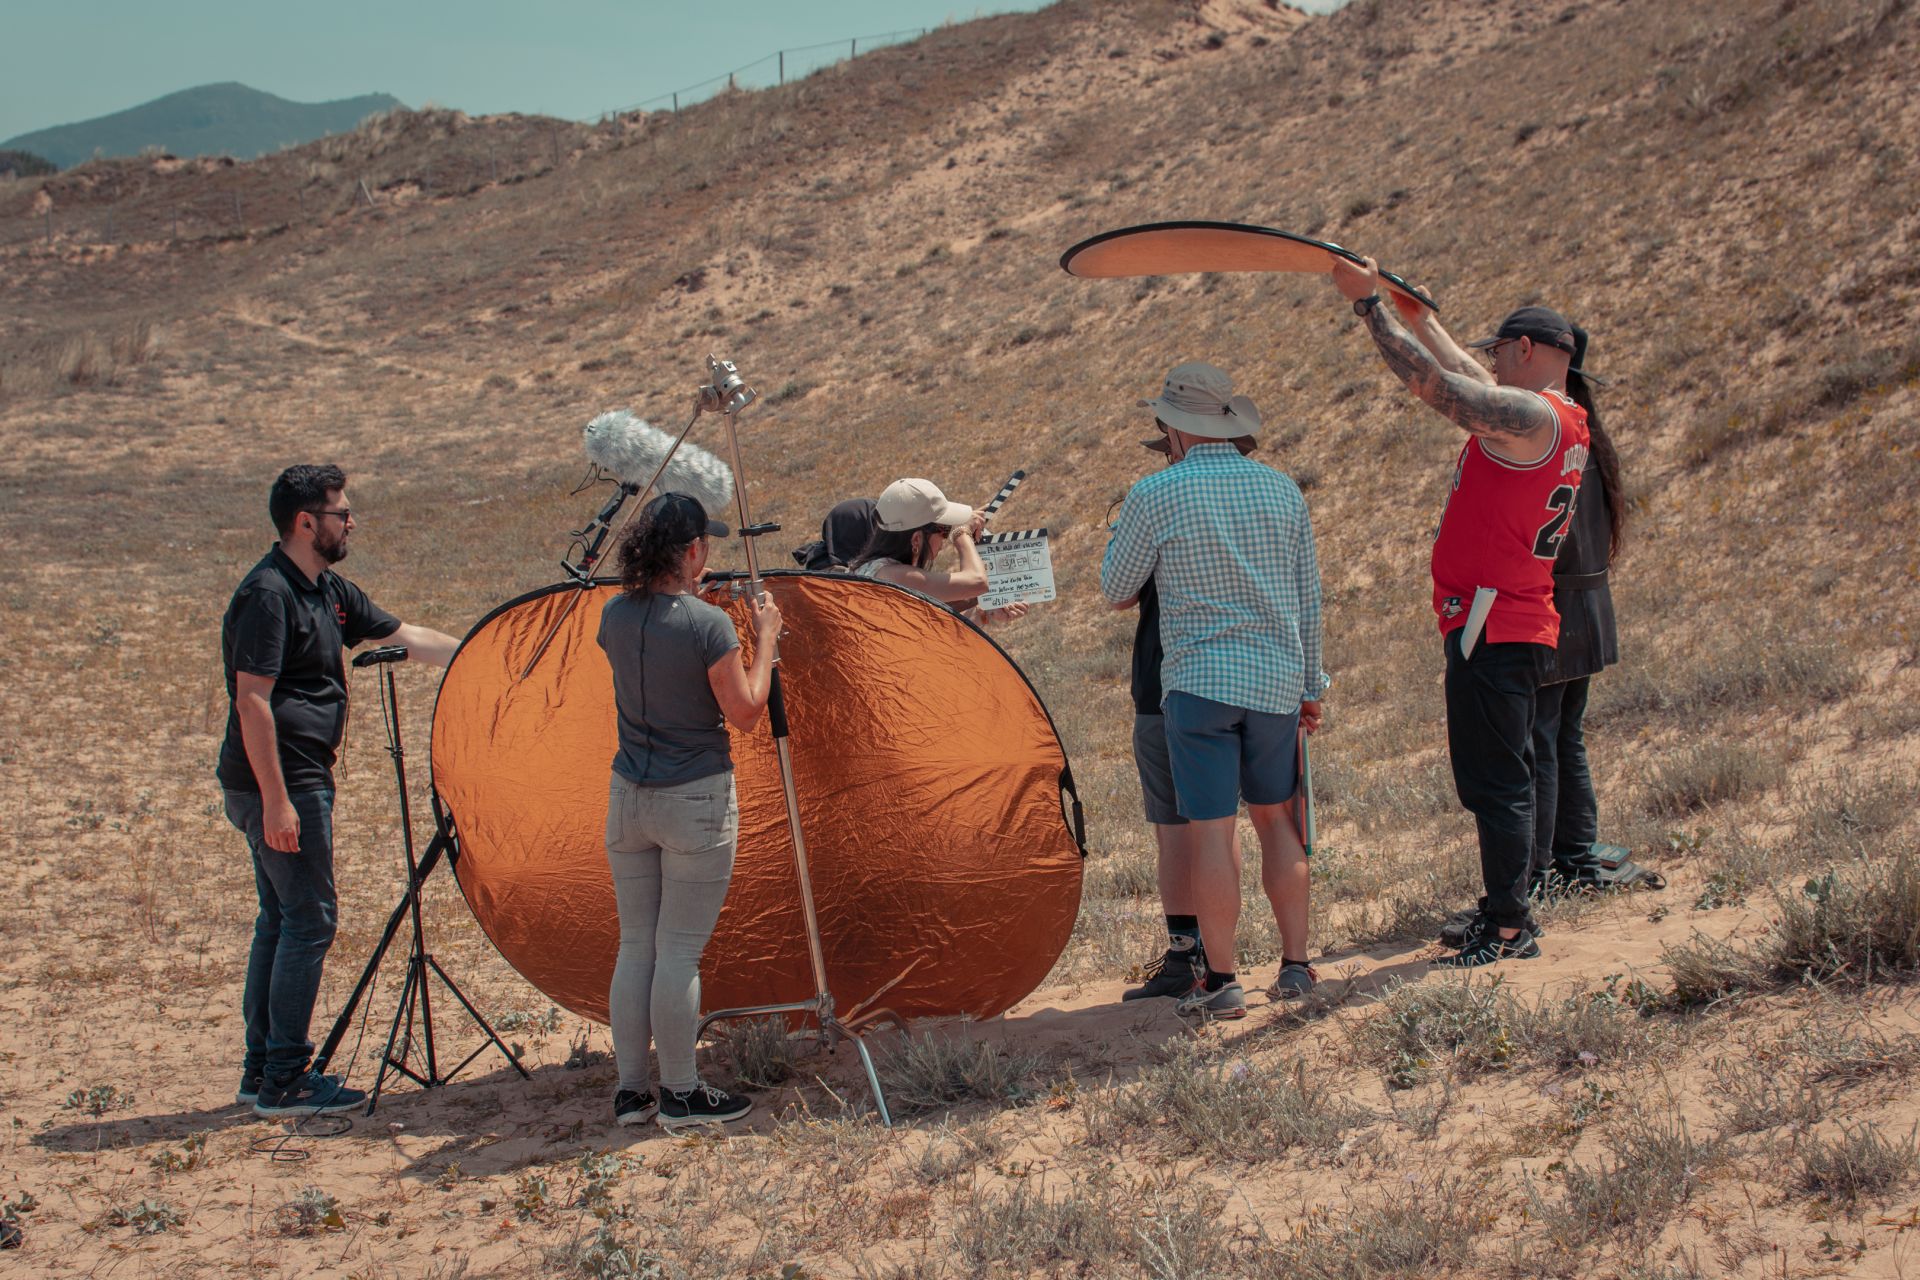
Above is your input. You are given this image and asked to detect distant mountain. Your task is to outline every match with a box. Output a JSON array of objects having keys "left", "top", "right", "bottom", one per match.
[{"left": 2, "top": 83, "right": 405, "bottom": 169}]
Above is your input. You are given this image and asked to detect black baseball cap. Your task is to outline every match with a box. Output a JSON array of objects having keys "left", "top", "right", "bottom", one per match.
[
  {"left": 1467, "top": 305, "right": 1578, "bottom": 355},
  {"left": 644, "top": 491, "right": 728, "bottom": 540}
]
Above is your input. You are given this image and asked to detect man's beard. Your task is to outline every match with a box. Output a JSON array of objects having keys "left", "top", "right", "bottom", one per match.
[{"left": 316, "top": 530, "right": 349, "bottom": 564}]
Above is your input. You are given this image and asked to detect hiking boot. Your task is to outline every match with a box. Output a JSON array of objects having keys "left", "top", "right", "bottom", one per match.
[
  {"left": 656, "top": 1083, "right": 752, "bottom": 1131},
  {"left": 237, "top": 1067, "right": 264, "bottom": 1105},
  {"left": 1440, "top": 907, "right": 1545, "bottom": 949},
  {"left": 1267, "top": 962, "right": 1318, "bottom": 1000},
  {"left": 614, "top": 1089, "right": 657, "bottom": 1127},
  {"left": 1433, "top": 927, "right": 1541, "bottom": 969},
  {"left": 1123, "top": 937, "right": 1205, "bottom": 1001},
  {"left": 1175, "top": 980, "right": 1247, "bottom": 1020},
  {"left": 253, "top": 1069, "right": 367, "bottom": 1118}
]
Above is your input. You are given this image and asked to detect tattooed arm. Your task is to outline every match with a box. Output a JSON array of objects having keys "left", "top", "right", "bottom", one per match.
[
  {"left": 1331, "top": 257, "right": 1552, "bottom": 456},
  {"left": 1396, "top": 293, "right": 1495, "bottom": 385}
]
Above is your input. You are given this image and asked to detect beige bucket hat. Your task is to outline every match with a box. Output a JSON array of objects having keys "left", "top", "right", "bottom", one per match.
[{"left": 1138, "top": 361, "right": 1262, "bottom": 440}]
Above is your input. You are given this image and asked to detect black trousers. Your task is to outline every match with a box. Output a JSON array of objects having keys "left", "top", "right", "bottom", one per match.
[
  {"left": 1443, "top": 632, "right": 1551, "bottom": 931},
  {"left": 1531, "top": 676, "right": 1599, "bottom": 886}
]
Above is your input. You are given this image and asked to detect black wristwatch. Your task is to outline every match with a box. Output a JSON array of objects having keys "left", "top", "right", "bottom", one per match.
[{"left": 1353, "top": 294, "right": 1383, "bottom": 318}]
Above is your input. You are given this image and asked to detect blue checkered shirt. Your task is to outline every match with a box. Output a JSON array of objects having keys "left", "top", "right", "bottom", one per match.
[{"left": 1101, "top": 443, "right": 1325, "bottom": 715}]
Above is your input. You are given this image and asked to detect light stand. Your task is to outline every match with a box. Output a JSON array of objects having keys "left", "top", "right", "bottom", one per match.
[
  {"left": 312, "top": 646, "right": 529, "bottom": 1111},
  {"left": 692, "top": 355, "right": 907, "bottom": 1127}
]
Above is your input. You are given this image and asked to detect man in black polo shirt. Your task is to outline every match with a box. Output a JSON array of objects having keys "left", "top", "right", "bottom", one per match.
[{"left": 218, "top": 464, "right": 459, "bottom": 1117}]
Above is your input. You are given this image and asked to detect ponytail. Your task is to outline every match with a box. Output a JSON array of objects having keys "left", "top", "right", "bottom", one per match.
[{"left": 1566, "top": 323, "right": 1626, "bottom": 563}]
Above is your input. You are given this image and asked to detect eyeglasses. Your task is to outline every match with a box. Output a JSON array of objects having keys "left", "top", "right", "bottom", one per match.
[
  {"left": 311, "top": 507, "right": 353, "bottom": 522},
  {"left": 1481, "top": 339, "right": 1519, "bottom": 359}
]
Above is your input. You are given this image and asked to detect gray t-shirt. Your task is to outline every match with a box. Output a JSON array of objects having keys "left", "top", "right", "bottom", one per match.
[{"left": 598, "top": 591, "right": 741, "bottom": 786}]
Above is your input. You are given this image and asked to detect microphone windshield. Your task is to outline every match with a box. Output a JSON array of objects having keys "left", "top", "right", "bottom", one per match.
[{"left": 581, "top": 410, "right": 735, "bottom": 519}]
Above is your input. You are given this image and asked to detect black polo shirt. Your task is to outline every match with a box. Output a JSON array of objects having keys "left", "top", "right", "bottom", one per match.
[
  {"left": 216, "top": 545, "right": 401, "bottom": 793},
  {"left": 1130, "top": 576, "right": 1164, "bottom": 715}
]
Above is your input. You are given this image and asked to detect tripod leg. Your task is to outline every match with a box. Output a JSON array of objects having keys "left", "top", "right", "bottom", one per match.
[
  {"left": 368, "top": 957, "right": 427, "bottom": 1114},
  {"left": 312, "top": 832, "right": 450, "bottom": 1077},
  {"left": 845, "top": 1032, "right": 894, "bottom": 1129},
  {"left": 424, "top": 956, "right": 531, "bottom": 1081}
]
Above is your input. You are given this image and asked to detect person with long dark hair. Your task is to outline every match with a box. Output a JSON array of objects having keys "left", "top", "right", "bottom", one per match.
[
  {"left": 1530, "top": 349, "right": 1656, "bottom": 893},
  {"left": 1330, "top": 261, "right": 1593, "bottom": 967},
  {"left": 597, "top": 492, "right": 781, "bottom": 1131},
  {"left": 851, "top": 478, "right": 1028, "bottom": 624}
]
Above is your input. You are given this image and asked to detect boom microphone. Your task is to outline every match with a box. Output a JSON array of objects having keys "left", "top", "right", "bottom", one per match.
[{"left": 582, "top": 409, "right": 735, "bottom": 517}]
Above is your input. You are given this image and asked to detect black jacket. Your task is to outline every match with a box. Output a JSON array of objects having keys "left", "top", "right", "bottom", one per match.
[{"left": 1545, "top": 459, "right": 1619, "bottom": 684}]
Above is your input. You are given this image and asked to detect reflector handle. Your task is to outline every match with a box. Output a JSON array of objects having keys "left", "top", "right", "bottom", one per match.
[
  {"left": 767, "top": 666, "right": 790, "bottom": 740},
  {"left": 1059, "top": 764, "right": 1087, "bottom": 857}
]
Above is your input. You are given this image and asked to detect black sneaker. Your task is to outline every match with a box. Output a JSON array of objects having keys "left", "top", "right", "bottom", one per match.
[
  {"left": 237, "top": 1068, "right": 264, "bottom": 1105},
  {"left": 614, "top": 1089, "right": 657, "bottom": 1127},
  {"left": 1433, "top": 927, "right": 1541, "bottom": 969},
  {"left": 656, "top": 1083, "right": 752, "bottom": 1131},
  {"left": 253, "top": 1069, "right": 367, "bottom": 1118},
  {"left": 1439, "top": 908, "right": 1546, "bottom": 949},
  {"left": 1123, "top": 937, "right": 1205, "bottom": 1001}
]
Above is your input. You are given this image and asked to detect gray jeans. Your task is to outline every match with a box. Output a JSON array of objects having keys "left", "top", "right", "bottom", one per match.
[{"left": 605, "top": 770, "right": 737, "bottom": 1093}]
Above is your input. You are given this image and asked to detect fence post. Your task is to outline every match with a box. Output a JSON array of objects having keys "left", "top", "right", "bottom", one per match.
[
  {"left": 490, "top": 147, "right": 498, "bottom": 184},
  {"left": 852, "top": 38, "right": 857, "bottom": 56},
  {"left": 673, "top": 92, "right": 679, "bottom": 113},
  {"left": 729, "top": 72, "right": 735, "bottom": 92},
  {"left": 233, "top": 192, "right": 243, "bottom": 231},
  {"left": 45, "top": 208, "right": 52, "bottom": 244},
  {"left": 550, "top": 129, "right": 560, "bottom": 167},
  {"left": 779, "top": 50, "right": 784, "bottom": 84}
]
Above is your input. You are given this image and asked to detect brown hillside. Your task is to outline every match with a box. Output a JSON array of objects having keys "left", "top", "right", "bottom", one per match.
[{"left": 1, "top": 0, "right": 1917, "bottom": 1275}]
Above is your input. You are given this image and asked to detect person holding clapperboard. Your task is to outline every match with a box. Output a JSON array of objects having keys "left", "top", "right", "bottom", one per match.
[{"left": 1329, "top": 259, "right": 1593, "bottom": 967}]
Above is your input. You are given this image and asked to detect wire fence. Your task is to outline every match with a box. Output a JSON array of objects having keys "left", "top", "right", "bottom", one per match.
[{"left": 601, "top": 27, "right": 932, "bottom": 117}]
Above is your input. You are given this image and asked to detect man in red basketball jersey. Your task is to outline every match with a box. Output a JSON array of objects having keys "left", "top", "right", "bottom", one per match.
[{"left": 1330, "top": 259, "right": 1591, "bottom": 966}]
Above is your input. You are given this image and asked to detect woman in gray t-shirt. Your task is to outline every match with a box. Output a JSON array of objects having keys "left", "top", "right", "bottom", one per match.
[{"left": 596, "top": 492, "right": 780, "bottom": 1132}]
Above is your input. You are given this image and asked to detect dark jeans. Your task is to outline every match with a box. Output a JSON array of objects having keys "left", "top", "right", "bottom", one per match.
[
  {"left": 1531, "top": 676, "right": 1600, "bottom": 885},
  {"left": 225, "top": 788, "right": 338, "bottom": 1079},
  {"left": 1443, "top": 632, "right": 1550, "bottom": 931}
]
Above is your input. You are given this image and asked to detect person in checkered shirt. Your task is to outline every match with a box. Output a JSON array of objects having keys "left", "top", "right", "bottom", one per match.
[{"left": 1101, "top": 362, "right": 1327, "bottom": 1019}]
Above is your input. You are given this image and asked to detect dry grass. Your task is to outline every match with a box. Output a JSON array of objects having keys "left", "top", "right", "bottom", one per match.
[
  {"left": 1082, "top": 1040, "right": 1371, "bottom": 1161},
  {"left": 1796, "top": 1123, "right": 1920, "bottom": 1205},
  {"left": 1358, "top": 976, "right": 1659, "bottom": 1088},
  {"left": 1534, "top": 1110, "right": 1722, "bottom": 1249},
  {"left": 1665, "top": 850, "right": 1920, "bottom": 1004}
]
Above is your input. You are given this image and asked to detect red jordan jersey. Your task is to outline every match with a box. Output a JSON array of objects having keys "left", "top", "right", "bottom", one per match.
[{"left": 1431, "top": 389, "right": 1591, "bottom": 647}]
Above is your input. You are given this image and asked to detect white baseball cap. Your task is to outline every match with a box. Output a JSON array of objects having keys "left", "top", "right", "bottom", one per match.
[{"left": 874, "top": 478, "right": 975, "bottom": 531}]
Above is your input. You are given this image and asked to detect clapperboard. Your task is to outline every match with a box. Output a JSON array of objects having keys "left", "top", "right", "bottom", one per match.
[{"left": 977, "top": 528, "right": 1055, "bottom": 611}]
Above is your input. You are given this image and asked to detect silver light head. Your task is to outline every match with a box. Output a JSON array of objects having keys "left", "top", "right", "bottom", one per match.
[{"left": 705, "top": 354, "right": 757, "bottom": 414}]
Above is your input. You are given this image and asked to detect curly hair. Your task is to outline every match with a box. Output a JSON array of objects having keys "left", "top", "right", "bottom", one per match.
[{"left": 618, "top": 508, "right": 699, "bottom": 596}]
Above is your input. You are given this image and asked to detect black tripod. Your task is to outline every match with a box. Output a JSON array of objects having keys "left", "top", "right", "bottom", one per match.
[{"left": 312, "top": 645, "right": 528, "bottom": 1112}]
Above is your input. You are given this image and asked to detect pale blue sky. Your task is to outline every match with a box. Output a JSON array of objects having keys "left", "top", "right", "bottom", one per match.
[{"left": 2, "top": 1, "right": 1344, "bottom": 141}]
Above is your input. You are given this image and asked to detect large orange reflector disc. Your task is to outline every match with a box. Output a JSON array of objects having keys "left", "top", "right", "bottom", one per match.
[
  {"left": 1060, "top": 220, "right": 1436, "bottom": 312},
  {"left": 431, "top": 573, "right": 1084, "bottom": 1026}
]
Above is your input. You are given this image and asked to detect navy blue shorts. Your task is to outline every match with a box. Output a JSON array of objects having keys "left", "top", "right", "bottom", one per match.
[
  {"left": 1163, "top": 691, "right": 1299, "bottom": 822},
  {"left": 1131, "top": 714, "right": 1188, "bottom": 827}
]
